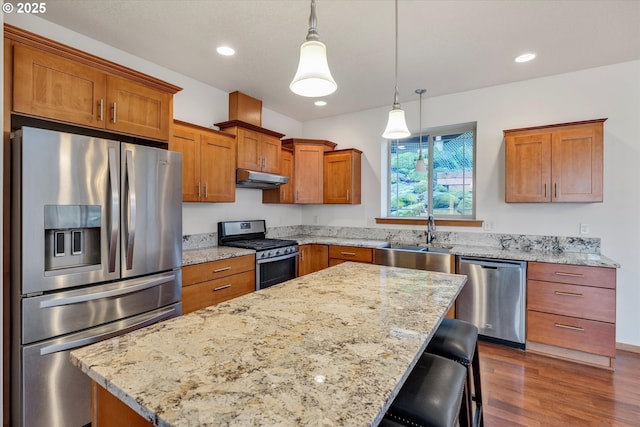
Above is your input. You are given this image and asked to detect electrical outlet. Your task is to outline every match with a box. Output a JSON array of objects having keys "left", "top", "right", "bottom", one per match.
[
  {"left": 580, "top": 223, "right": 589, "bottom": 234},
  {"left": 483, "top": 221, "right": 494, "bottom": 231},
  {"left": 313, "top": 215, "right": 319, "bottom": 224}
]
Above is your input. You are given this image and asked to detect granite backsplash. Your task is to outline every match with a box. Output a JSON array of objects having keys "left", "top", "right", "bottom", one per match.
[{"left": 183, "top": 225, "right": 600, "bottom": 255}]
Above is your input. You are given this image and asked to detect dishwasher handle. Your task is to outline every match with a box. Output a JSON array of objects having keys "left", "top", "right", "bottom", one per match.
[{"left": 459, "top": 257, "right": 525, "bottom": 269}]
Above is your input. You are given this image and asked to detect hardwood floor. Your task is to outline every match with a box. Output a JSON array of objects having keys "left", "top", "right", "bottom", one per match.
[{"left": 478, "top": 342, "right": 640, "bottom": 426}]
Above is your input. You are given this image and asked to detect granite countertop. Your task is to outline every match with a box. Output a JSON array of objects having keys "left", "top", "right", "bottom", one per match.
[
  {"left": 182, "top": 246, "right": 254, "bottom": 266},
  {"left": 181, "top": 235, "right": 619, "bottom": 269},
  {"left": 446, "top": 244, "right": 620, "bottom": 268},
  {"left": 70, "top": 263, "right": 467, "bottom": 427}
]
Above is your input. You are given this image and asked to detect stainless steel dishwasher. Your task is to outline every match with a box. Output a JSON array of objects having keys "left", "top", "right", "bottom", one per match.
[{"left": 456, "top": 256, "right": 527, "bottom": 348}]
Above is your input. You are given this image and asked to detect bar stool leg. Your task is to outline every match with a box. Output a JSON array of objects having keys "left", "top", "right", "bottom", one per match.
[{"left": 471, "top": 340, "right": 483, "bottom": 427}]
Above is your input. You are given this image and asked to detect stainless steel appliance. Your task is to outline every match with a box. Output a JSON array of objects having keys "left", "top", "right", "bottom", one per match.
[
  {"left": 456, "top": 256, "right": 527, "bottom": 347},
  {"left": 218, "top": 220, "right": 298, "bottom": 290},
  {"left": 11, "top": 127, "right": 183, "bottom": 427}
]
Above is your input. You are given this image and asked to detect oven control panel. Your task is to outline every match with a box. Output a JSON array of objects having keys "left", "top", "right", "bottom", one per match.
[{"left": 256, "top": 245, "right": 299, "bottom": 260}]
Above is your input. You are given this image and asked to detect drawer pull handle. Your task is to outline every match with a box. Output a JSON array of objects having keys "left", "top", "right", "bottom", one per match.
[
  {"left": 554, "top": 323, "right": 584, "bottom": 332},
  {"left": 341, "top": 252, "right": 357, "bottom": 256},
  {"left": 554, "top": 291, "right": 583, "bottom": 297},
  {"left": 554, "top": 272, "right": 584, "bottom": 278},
  {"left": 214, "top": 267, "right": 231, "bottom": 273},
  {"left": 213, "top": 284, "right": 232, "bottom": 291}
]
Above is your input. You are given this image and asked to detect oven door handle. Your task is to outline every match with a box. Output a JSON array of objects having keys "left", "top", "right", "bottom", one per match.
[{"left": 256, "top": 251, "right": 298, "bottom": 264}]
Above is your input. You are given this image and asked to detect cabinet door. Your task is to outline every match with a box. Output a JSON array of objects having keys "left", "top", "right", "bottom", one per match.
[
  {"left": 298, "top": 244, "right": 328, "bottom": 276},
  {"left": 200, "top": 132, "right": 236, "bottom": 202},
  {"left": 280, "top": 149, "right": 294, "bottom": 203},
  {"left": 170, "top": 123, "right": 201, "bottom": 202},
  {"left": 260, "top": 134, "right": 282, "bottom": 173},
  {"left": 552, "top": 124, "right": 603, "bottom": 202},
  {"left": 294, "top": 145, "right": 324, "bottom": 203},
  {"left": 505, "top": 133, "right": 552, "bottom": 202},
  {"left": 236, "top": 127, "right": 261, "bottom": 170},
  {"left": 13, "top": 43, "right": 107, "bottom": 128},
  {"left": 324, "top": 150, "right": 361, "bottom": 204},
  {"left": 106, "top": 75, "right": 171, "bottom": 141}
]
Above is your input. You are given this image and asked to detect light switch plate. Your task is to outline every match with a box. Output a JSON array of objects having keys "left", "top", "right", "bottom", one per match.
[{"left": 580, "top": 223, "right": 589, "bottom": 234}]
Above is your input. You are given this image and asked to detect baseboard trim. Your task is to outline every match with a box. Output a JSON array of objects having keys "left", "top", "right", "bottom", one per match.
[
  {"left": 616, "top": 342, "right": 640, "bottom": 354},
  {"left": 526, "top": 341, "right": 614, "bottom": 370}
]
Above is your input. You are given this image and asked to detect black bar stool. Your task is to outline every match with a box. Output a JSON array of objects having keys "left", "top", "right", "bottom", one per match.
[
  {"left": 426, "top": 318, "right": 484, "bottom": 427},
  {"left": 384, "top": 352, "right": 466, "bottom": 427}
]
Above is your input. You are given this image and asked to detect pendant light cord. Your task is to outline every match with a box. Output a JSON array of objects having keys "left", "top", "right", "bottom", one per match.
[
  {"left": 392, "top": 0, "right": 400, "bottom": 107},
  {"left": 307, "top": 0, "right": 320, "bottom": 41},
  {"left": 416, "top": 88, "right": 426, "bottom": 157}
]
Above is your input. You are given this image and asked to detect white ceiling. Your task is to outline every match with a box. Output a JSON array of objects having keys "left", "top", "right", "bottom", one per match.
[{"left": 38, "top": 0, "right": 640, "bottom": 122}]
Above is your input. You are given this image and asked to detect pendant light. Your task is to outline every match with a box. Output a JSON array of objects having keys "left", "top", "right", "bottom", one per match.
[
  {"left": 382, "top": 0, "right": 410, "bottom": 139},
  {"left": 414, "top": 89, "right": 427, "bottom": 173},
  {"left": 290, "top": 0, "right": 337, "bottom": 97}
]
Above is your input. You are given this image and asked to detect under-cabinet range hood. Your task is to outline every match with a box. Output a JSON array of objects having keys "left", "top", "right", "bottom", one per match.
[{"left": 236, "top": 168, "right": 288, "bottom": 189}]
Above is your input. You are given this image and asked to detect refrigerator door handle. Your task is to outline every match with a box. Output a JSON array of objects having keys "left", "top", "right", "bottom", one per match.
[
  {"left": 39, "top": 272, "right": 177, "bottom": 309},
  {"left": 39, "top": 306, "right": 177, "bottom": 355},
  {"left": 125, "top": 149, "right": 137, "bottom": 270},
  {"left": 108, "top": 147, "right": 119, "bottom": 273}
]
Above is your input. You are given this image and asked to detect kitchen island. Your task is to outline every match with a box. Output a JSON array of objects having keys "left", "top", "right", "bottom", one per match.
[{"left": 70, "top": 262, "right": 466, "bottom": 427}]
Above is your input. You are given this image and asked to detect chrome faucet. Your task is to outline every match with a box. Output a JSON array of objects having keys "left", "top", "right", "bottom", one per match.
[{"left": 426, "top": 214, "right": 436, "bottom": 244}]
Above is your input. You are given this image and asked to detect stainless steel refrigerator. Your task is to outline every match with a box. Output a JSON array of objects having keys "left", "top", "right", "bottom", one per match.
[{"left": 11, "top": 127, "right": 183, "bottom": 427}]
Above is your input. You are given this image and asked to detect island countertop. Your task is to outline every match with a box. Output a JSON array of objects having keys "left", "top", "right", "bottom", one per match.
[{"left": 70, "top": 262, "right": 467, "bottom": 427}]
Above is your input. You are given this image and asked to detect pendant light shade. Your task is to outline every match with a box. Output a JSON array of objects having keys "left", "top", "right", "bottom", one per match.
[
  {"left": 383, "top": 108, "right": 411, "bottom": 140},
  {"left": 414, "top": 88, "right": 427, "bottom": 173},
  {"left": 383, "top": 0, "right": 410, "bottom": 140},
  {"left": 290, "top": 0, "right": 337, "bottom": 97}
]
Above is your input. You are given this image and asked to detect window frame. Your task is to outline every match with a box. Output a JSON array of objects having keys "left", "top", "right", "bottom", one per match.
[{"left": 385, "top": 121, "right": 477, "bottom": 220}]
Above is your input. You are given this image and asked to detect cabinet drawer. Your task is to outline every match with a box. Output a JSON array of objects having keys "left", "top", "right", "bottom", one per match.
[
  {"left": 182, "top": 255, "right": 255, "bottom": 286},
  {"left": 182, "top": 271, "right": 254, "bottom": 314},
  {"left": 528, "top": 262, "right": 615, "bottom": 289},
  {"left": 527, "top": 311, "right": 615, "bottom": 357},
  {"left": 527, "top": 280, "right": 615, "bottom": 323},
  {"left": 329, "top": 246, "right": 372, "bottom": 263}
]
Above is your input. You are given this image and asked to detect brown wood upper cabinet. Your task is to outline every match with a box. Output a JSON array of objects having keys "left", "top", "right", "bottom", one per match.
[
  {"left": 324, "top": 148, "right": 362, "bottom": 204},
  {"left": 215, "top": 120, "right": 285, "bottom": 174},
  {"left": 263, "top": 148, "right": 294, "bottom": 204},
  {"left": 170, "top": 120, "right": 236, "bottom": 202},
  {"left": 282, "top": 138, "right": 337, "bottom": 204},
  {"left": 10, "top": 40, "right": 177, "bottom": 141},
  {"left": 504, "top": 119, "right": 605, "bottom": 203}
]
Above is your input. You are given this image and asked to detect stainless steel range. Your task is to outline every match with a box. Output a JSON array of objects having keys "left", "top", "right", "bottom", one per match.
[{"left": 218, "top": 220, "right": 298, "bottom": 290}]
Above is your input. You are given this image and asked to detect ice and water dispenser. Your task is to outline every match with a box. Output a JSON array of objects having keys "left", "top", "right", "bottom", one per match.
[{"left": 44, "top": 205, "right": 101, "bottom": 272}]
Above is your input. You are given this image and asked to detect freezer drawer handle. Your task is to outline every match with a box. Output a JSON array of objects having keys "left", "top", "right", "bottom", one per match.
[
  {"left": 39, "top": 307, "right": 177, "bottom": 355},
  {"left": 39, "top": 273, "right": 176, "bottom": 308},
  {"left": 554, "top": 323, "right": 585, "bottom": 332}
]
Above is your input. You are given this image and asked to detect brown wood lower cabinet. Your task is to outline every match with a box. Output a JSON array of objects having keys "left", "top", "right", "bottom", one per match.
[
  {"left": 328, "top": 245, "right": 372, "bottom": 266},
  {"left": 181, "top": 255, "right": 255, "bottom": 314},
  {"left": 526, "top": 261, "right": 616, "bottom": 369},
  {"left": 298, "top": 244, "right": 328, "bottom": 276}
]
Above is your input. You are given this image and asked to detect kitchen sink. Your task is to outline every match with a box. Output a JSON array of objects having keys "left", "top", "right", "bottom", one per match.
[{"left": 374, "top": 244, "right": 454, "bottom": 273}]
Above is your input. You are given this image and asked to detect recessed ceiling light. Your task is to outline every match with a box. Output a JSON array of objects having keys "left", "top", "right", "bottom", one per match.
[
  {"left": 515, "top": 53, "right": 536, "bottom": 63},
  {"left": 216, "top": 46, "right": 235, "bottom": 56},
  {"left": 314, "top": 100, "right": 327, "bottom": 106}
]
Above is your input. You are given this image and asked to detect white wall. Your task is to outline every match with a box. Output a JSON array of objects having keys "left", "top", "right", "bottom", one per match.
[
  {"left": 4, "top": 14, "right": 306, "bottom": 235},
  {"left": 302, "top": 61, "right": 640, "bottom": 347}
]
